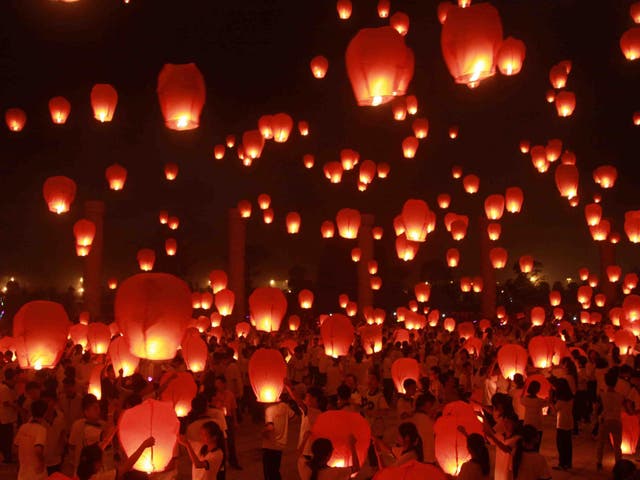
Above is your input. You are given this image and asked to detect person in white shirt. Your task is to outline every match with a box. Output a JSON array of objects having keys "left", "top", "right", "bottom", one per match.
[
  {"left": 297, "top": 436, "right": 360, "bottom": 480},
  {"left": 262, "top": 399, "right": 295, "bottom": 480},
  {"left": 41, "top": 390, "right": 66, "bottom": 475},
  {"left": 14, "top": 399, "right": 48, "bottom": 480},
  {"left": 76, "top": 437, "right": 154, "bottom": 480},
  {"left": 410, "top": 393, "right": 436, "bottom": 463},
  {"left": 179, "top": 421, "right": 225, "bottom": 480}
]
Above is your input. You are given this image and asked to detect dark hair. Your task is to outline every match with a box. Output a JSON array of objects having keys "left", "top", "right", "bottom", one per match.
[
  {"left": 513, "top": 373, "right": 525, "bottom": 388},
  {"left": 77, "top": 444, "right": 103, "bottom": 480},
  {"left": 513, "top": 425, "right": 539, "bottom": 478},
  {"left": 526, "top": 380, "right": 541, "bottom": 396},
  {"left": 199, "top": 421, "right": 225, "bottom": 463},
  {"left": 612, "top": 459, "right": 637, "bottom": 480},
  {"left": 188, "top": 394, "right": 208, "bottom": 421},
  {"left": 466, "top": 433, "right": 490, "bottom": 475},
  {"left": 605, "top": 368, "right": 619, "bottom": 388},
  {"left": 26, "top": 381, "right": 40, "bottom": 391},
  {"left": 415, "top": 392, "right": 436, "bottom": 411},
  {"left": 337, "top": 384, "right": 352, "bottom": 401},
  {"left": 307, "top": 438, "right": 333, "bottom": 480},
  {"left": 4, "top": 369, "right": 15, "bottom": 381},
  {"left": 398, "top": 422, "right": 424, "bottom": 462},
  {"left": 402, "top": 378, "right": 417, "bottom": 392},
  {"left": 31, "top": 399, "right": 48, "bottom": 418},
  {"left": 554, "top": 378, "right": 574, "bottom": 401},
  {"left": 81, "top": 394, "right": 99, "bottom": 412},
  {"left": 307, "top": 386, "right": 327, "bottom": 412}
]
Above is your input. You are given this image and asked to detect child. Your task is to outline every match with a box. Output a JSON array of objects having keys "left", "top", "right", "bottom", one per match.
[
  {"left": 484, "top": 412, "right": 521, "bottom": 480},
  {"left": 297, "top": 437, "right": 359, "bottom": 480},
  {"left": 519, "top": 381, "right": 546, "bottom": 449},
  {"left": 458, "top": 433, "right": 490, "bottom": 480},
  {"left": 179, "top": 421, "right": 226, "bottom": 480},
  {"left": 512, "top": 425, "right": 551, "bottom": 480}
]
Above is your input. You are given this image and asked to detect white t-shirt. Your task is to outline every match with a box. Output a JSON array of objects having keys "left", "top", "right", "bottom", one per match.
[
  {"left": 298, "top": 407, "right": 321, "bottom": 456},
  {"left": 297, "top": 457, "right": 352, "bottom": 480},
  {"left": 44, "top": 409, "right": 67, "bottom": 467},
  {"left": 263, "top": 402, "right": 295, "bottom": 451},
  {"left": 410, "top": 412, "right": 435, "bottom": 463},
  {"left": 192, "top": 448, "right": 223, "bottom": 480},
  {"left": 520, "top": 396, "right": 546, "bottom": 430},
  {"left": 68, "top": 418, "right": 104, "bottom": 472},
  {"left": 14, "top": 421, "right": 47, "bottom": 480}
]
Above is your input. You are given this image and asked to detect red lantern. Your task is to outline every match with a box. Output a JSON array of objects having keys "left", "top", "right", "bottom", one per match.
[
  {"left": 324, "top": 162, "right": 344, "bottom": 183},
  {"left": 48, "top": 96, "right": 71, "bottom": 124},
  {"left": 528, "top": 336, "right": 556, "bottom": 368},
  {"left": 310, "top": 55, "right": 329, "bottom": 78},
  {"left": 311, "top": 411, "right": 371, "bottom": 468},
  {"left": 489, "top": 247, "right": 508, "bottom": 269},
  {"left": 390, "top": 11, "right": 410, "bottom": 36},
  {"left": 395, "top": 234, "right": 419, "bottom": 261},
  {"left": 321, "top": 221, "right": 336, "bottom": 238},
  {"left": 209, "top": 270, "right": 228, "bottom": 294},
  {"left": 391, "top": 358, "right": 420, "bottom": 393},
  {"left": 73, "top": 219, "right": 96, "bottom": 252},
  {"left": 336, "top": 0, "right": 352, "bottom": 19},
  {"left": 593, "top": 165, "right": 618, "bottom": 189},
  {"left": 214, "top": 288, "right": 235, "bottom": 316},
  {"left": 164, "top": 163, "right": 178, "bottom": 181},
  {"left": 484, "top": 194, "right": 505, "bottom": 220},
  {"left": 249, "top": 287, "right": 287, "bottom": 332},
  {"left": 321, "top": 314, "right": 354, "bottom": 358},
  {"left": 105, "top": 163, "right": 127, "bottom": 191},
  {"left": 87, "top": 322, "right": 111, "bottom": 354},
  {"left": 90, "top": 84, "right": 118, "bottom": 122},
  {"left": 519, "top": 255, "right": 534, "bottom": 273},
  {"left": 401, "top": 199, "right": 434, "bottom": 242},
  {"left": 249, "top": 348, "right": 287, "bottom": 402},
  {"left": 625, "top": 210, "right": 640, "bottom": 243},
  {"left": 414, "top": 283, "right": 431, "bottom": 303},
  {"left": 181, "top": 329, "right": 207, "bottom": 373},
  {"left": 5, "top": 107, "right": 27, "bottom": 132},
  {"left": 243, "top": 129, "right": 265, "bottom": 159},
  {"left": 298, "top": 289, "right": 314, "bottom": 309},
  {"left": 487, "top": 222, "right": 501, "bottom": 241},
  {"left": 43, "top": 176, "right": 76, "bottom": 214},
  {"left": 412, "top": 117, "right": 429, "bottom": 138},
  {"left": 157, "top": 63, "right": 205, "bottom": 130},
  {"left": 497, "top": 344, "right": 528, "bottom": 380},
  {"left": 160, "top": 371, "right": 197, "bottom": 417},
  {"left": 237, "top": 200, "right": 252, "bottom": 218},
  {"left": 402, "top": 136, "right": 419, "bottom": 158},
  {"left": 496, "top": 37, "right": 526, "bottom": 75},
  {"left": 437, "top": 193, "right": 451, "bottom": 209},
  {"left": 271, "top": 113, "right": 293, "bottom": 143},
  {"left": 434, "top": 413, "right": 483, "bottom": 475},
  {"left": 372, "top": 226, "right": 384, "bottom": 240},
  {"left": 462, "top": 174, "right": 480, "bottom": 194},
  {"left": 584, "top": 203, "right": 602, "bottom": 226},
  {"left": 336, "top": 208, "right": 361, "bottom": 239},
  {"left": 621, "top": 27, "right": 640, "bottom": 60},
  {"left": 213, "top": 144, "right": 225, "bottom": 160},
  {"left": 286, "top": 212, "right": 301, "bottom": 234},
  {"left": 446, "top": 248, "right": 460, "bottom": 267},
  {"left": 555, "top": 90, "right": 576, "bottom": 117},
  {"left": 136, "top": 249, "right": 155, "bottom": 272},
  {"left": 530, "top": 306, "right": 545, "bottom": 327},
  {"left": 108, "top": 335, "right": 139, "bottom": 377},
  {"left": 377, "top": 0, "right": 390, "bottom": 18}
]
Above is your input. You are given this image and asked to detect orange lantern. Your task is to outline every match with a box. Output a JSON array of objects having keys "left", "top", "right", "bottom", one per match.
[
  {"left": 414, "top": 283, "right": 431, "bottom": 303},
  {"left": 105, "top": 163, "right": 127, "bottom": 191},
  {"left": 257, "top": 115, "right": 273, "bottom": 139},
  {"left": 164, "top": 238, "right": 177, "bottom": 256},
  {"left": 593, "top": 165, "right": 618, "bottom": 189},
  {"left": 621, "top": 27, "right": 640, "bottom": 60},
  {"left": 164, "top": 163, "right": 178, "bottom": 181},
  {"left": 214, "top": 288, "right": 235, "bottom": 316},
  {"left": 48, "top": 96, "right": 71, "bottom": 124},
  {"left": 437, "top": 193, "right": 451, "bottom": 209},
  {"left": 623, "top": 295, "right": 640, "bottom": 322},
  {"left": 519, "top": 139, "right": 530, "bottom": 154},
  {"left": 554, "top": 164, "right": 579, "bottom": 199},
  {"left": 136, "top": 249, "right": 155, "bottom": 272},
  {"left": 487, "top": 222, "right": 501, "bottom": 240},
  {"left": 530, "top": 306, "right": 545, "bottom": 327},
  {"left": 213, "top": 144, "right": 225, "bottom": 160},
  {"left": 405, "top": 95, "right": 418, "bottom": 115},
  {"left": 263, "top": 208, "right": 274, "bottom": 224},
  {"left": 402, "top": 136, "right": 419, "bottom": 158},
  {"left": 321, "top": 220, "right": 336, "bottom": 238},
  {"left": 549, "top": 290, "right": 562, "bottom": 306},
  {"left": 69, "top": 324, "right": 88, "bottom": 349},
  {"left": 345, "top": 26, "right": 415, "bottom": 106},
  {"left": 118, "top": 399, "right": 179, "bottom": 473},
  {"left": 370, "top": 276, "right": 382, "bottom": 290},
  {"left": 446, "top": 248, "right": 460, "bottom": 267},
  {"left": 87, "top": 322, "right": 111, "bottom": 354},
  {"left": 237, "top": 200, "right": 252, "bottom": 218},
  {"left": 271, "top": 113, "right": 293, "bottom": 143},
  {"left": 340, "top": 149, "right": 359, "bottom": 170},
  {"left": 249, "top": 287, "right": 287, "bottom": 332},
  {"left": 489, "top": 247, "right": 508, "bottom": 269},
  {"left": 358, "top": 160, "right": 377, "bottom": 184},
  {"left": 549, "top": 64, "right": 568, "bottom": 88},
  {"left": 90, "top": 84, "right": 118, "bottom": 122},
  {"left": 590, "top": 220, "right": 611, "bottom": 241},
  {"left": 5, "top": 108, "right": 26, "bottom": 132},
  {"left": 115, "top": 273, "right": 191, "bottom": 360},
  {"left": 391, "top": 358, "right": 420, "bottom": 393},
  {"left": 625, "top": 210, "right": 640, "bottom": 243},
  {"left": 555, "top": 90, "right": 576, "bottom": 117},
  {"left": 496, "top": 37, "right": 526, "bottom": 75},
  {"left": 377, "top": 162, "right": 390, "bottom": 179},
  {"left": 359, "top": 324, "right": 383, "bottom": 354},
  {"left": 209, "top": 270, "right": 228, "bottom": 294},
  {"left": 288, "top": 315, "right": 301, "bottom": 332},
  {"left": 324, "top": 162, "right": 343, "bottom": 183},
  {"left": 336, "top": 208, "right": 361, "bottom": 239},
  {"left": 242, "top": 129, "right": 265, "bottom": 159},
  {"left": 311, "top": 411, "right": 371, "bottom": 468},
  {"left": 392, "top": 97, "right": 407, "bottom": 120},
  {"left": 440, "top": 3, "right": 503, "bottom": 88},
  {"left": 462, "top": 174, "right": 480, "bottom": 194},
  {"left": 298, "top": 289, "right": 314, "bottom": 309},
  {"left": 395, "top": 234, "right": 419, "bottom": 261},
  {"left": 321, "top": 314, "right": 354, "bottom": 358},
  {"left": 607, "top": 265, "right": 622, "bottom": 283},
  {"left": 310, "top": 55, "right": 329, "bottom": 78},
  {"left": 108, "top": 335, "right": 139, "bottom": 377},
  {"left": 484, "top": 194, "right": 505, "bottom": 220},
  {"left": 181, "top": 329, "right": 207, "bottom": 373},
  {"left": 519, "top": 255, "right": 534, "bottom": 273},
  {"left": 43, "top": 176, "right": 76, "bottom": 214},
  {"left": 412, "top": 117, "right": 429, "bottom": 138},
  {"left": 390, "top": 11, "right": 410, "bottom": 36},
  {"left": 372, "top": 226, "right": 384, "bottom": 240},
  {"left": 160, "top": 371, "right": 197, "bottom": 417},
  {"left": 286, "top": 212, "right": 301, "bottom": 234},
  {"left": 13, "top": 301, "right": 70, "bottom": 370},
  {"left": 249, "top": 348, "right": 287, "bottom": 402},
  {"left": 614, "top": 329, "right": 636, "bottom": 356},
  {"left": 528, "top": 336, "right": 555, "bottom": 368},
  {"left": 336, "top": 0, "right": 352, "bottom": 19},
  {"left": 73, "top": 219, "right": 96, "bottom": 252},
  {"left": 497, "top": 344, "right": 528, "bottom": 379},
  {"left": 401, "top": 199, "right": 434, "bottom": 242},
  {"left": 584, "top": 203, "right": 603, "bottom": 226},
  {"left": 157, "top": 63, "right": 205, "bottom": 130},
  {"left": 368, "top": 260, "right": 378, "bottom": 275}
]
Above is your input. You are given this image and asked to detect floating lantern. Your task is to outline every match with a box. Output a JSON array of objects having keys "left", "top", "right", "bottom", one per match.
[
  {"left": 43, "top": 176, "right": 76, "bottom": 214},
  {"left": 90, "top": 84, "right": 118, "bottom": 122},
  {"left": 249, "top": 348, "right": 287, "bottom": 402},
  {"left": 48, "top": 96, "right": 71, "bottom": 124},
  {"left": 157, "top": 63, "right": 205, "bottom": 130}
]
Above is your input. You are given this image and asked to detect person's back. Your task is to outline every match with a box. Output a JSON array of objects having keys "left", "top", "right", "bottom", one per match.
[
  {"left": 515, "top": 451, "right": 551, "bottom": 480},
  {"left": 263, "top": 402, "right": 294, "bottom": 451},
  {"left": 297, "top": 461, "right": 352, "bottom": 480},
  {"left": 457, "top": 459, "right": 490, "bottom": 480},
  {"left": 15, "top": 400, "right": 48, "bottom": 480}
]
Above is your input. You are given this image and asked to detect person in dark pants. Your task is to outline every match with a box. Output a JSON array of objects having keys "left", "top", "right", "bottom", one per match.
[
  {"left": 262, "top": 399, "right": 294, "bottom": 480},
  {"left": 0, "top": 369, "right": 17, "bottom": 463},
  {"left": 552, "top": 378, "right": 574, "bottom": 470}
]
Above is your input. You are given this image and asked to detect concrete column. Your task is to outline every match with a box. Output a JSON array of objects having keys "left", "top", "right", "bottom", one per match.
[
  {"left": 479, "top": 216, "right": 496, "bottom": 319},
  {"left": 83, "top": 200, "right": 105, "bottom": 321},
  {"left": 228, "top": 208, "right": 246, "bottom": 327},
  {"left": 357, "top": 214, "right": 374, "bottom": 311}
]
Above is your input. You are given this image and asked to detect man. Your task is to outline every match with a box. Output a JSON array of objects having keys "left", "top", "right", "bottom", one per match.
[
  {"left": 41, "top": 390, "right": 66, "bottom": 475},
  {"left": 14, "top": 399, "right": 48, "bottom": 480},
  {"left": 397, "top": 378, "right": 417, "bottom": 420},
  {"left": 214, "top": 375, "right": 241, "bottom": 469},
  {"left": 58, "top": 377, "right": 82, "bottom": 433},
  {"left": 410, "top": 393, "right": 436, "bottom": 463},
  {"left": 262, "top": 396, "right": 295, "bottom": 480},
  {"left": 66, "top": 394, "right": 112, "bottom": 475},
  {"left": 0, "top": 368, "right": 18, "bottom": 463}
]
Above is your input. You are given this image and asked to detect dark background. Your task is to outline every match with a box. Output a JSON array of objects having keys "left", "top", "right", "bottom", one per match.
[{"left": 0, "top": 0, "right": 638, "bottom": 294}]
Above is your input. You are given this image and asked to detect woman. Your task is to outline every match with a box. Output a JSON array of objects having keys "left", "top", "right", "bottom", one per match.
[
  {"left": 552, "top": 378, "right": 574, "bottom": 470},
  {"left": 458, "top": 433, "right": 490, "bottom": 480},
  {"left": 374, "top": 422, "right": 423, "bottom": 467},
  {"left": 179, "top": 421, "right": 226, "bottom": 480},
  {"left": 77, "top": 437, "right": 155, "bottom": 480},
  {"left": 512, "top": 425, "right": 551, "bottom": 480},
  {"left": 298, "top": 437, "right": 359, "bottom": 480},
  {"left": 484, "top": 412, "right": 521, "bottom": 480}
]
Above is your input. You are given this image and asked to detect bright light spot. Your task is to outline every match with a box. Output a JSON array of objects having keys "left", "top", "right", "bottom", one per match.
[
  {"left": 372, "top": 95, "right": 382, "bottom": 106},
  {"left": 176, "top": 116, "right": 189, "bottom": 128}
]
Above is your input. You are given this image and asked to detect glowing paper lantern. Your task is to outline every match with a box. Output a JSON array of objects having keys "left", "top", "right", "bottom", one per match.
[
  {"left": 5, "top": 108, "right": 26, "bottom": 132},
  {"left": 519, "top": 255, "right": 534, "bottom": 273},
  {"left": 414, "top": 283, "right": 431, "bottom": 303},
  {"left": 13, "top": 301, "right": 70, "bottom": 370},
  {"left": 391, "top": 357, "right": 420, "bottom": 393},
  {"left": 359, "top": 324, "right": 382, "bottom": 354},
  {"left": 286, "top": 212, "right": 301, "bottom": 234},
  {"left": 164, "top": 238, "right": 177, "bottom": 256},
  {"left": 336, "top": 208, "right": 361, "bottom": 239},
  {"left": 88, "top": 365, "right": 102, "bottom": 400},
  {"left": 321, "top": 221, "right": 336, "bottom": 238},
  {"left": 321, "top": 314, "right": 354, "bottom": 358},
  {"left": 623, "top": 295, "right": 640, "bottom": 322},
  {"left": 157, "top": 63, "right": 205, "bottom": 130},
  {"left": 237, "top": 200, "right": 252, "bottom": 218},
  {"left": 390, "top": 11, "right": 410, "bottom": 36},
  {"left": 181, "top": 329, "right": 207, "bottom": 373},
  {"left": 164, "top": 163, "right": 178, "bottom": 181},
  {"left": 614, "top": 329, "right": 636, "bottom": 356},
  {"left": 395, "top": 234, "right": 419, "bottom": 261},
  {"left": 401, "top": 199, "right": 434, "bottom": 242},
  {"left": 159, "top": 371, "right": 197, "bottom": 417},
  {"left": 462, "top": 174, "right": 480, "bottom": 193},
  {"left": 43, "top": 176, "right": 76, "bottom": 214},
  {"left": 311, "top": 411, "right": 370, "bottom": 468},
  {"left": 209, "top": 270, "right": 228, "bottom": 294},
  {"left": 107, "top": 336, "right": 139, "bottom": 377},
  {"left": 336, "top": 0, "right": 352, "bottom": 19},
  {"left": 118, "top": 399, "right": 179, "bottom": 473},
  {"left": 484, "top": 194, "right": 505, "bottom": 220},
  {"left": 554, "top": 164, "right": 579, "bottom": 199},
  {"left": 402, "top": 136, "right": 419, "bottom": 158},
  {"left": 136, "top": 249, "right": 155, "bottom": 272},
  {"left": 555, "top": 90, "right": 576, "bottom": 117},
  {"left": 69, "top": 324, "right": 88, "bottom": 349},
  {"left": 528, "top": 336, "right": 556, "bottom": 368},
  {"left": 73, "top": 219, "right": 96, "bottom": 252},
  {"left": 446, "top": 248, "right": 460, "bottom": 267},
  {"left": 437, "top": 193, "right": 451, "bottom": 209},
  {"left": 530, "top": 306, "right": 545, "bottom": 327},
  {"left": 412, "top": 117, "right": 429, "bottom": 138},
  {"left": 310, "top": 55, "right": 329, "bottom": 79},
  {"left": 298, "top": 289, "right": 314, "bottom": 309},
  {"left": 48, "top": 96, "right": 71, "bottom": 124},
  {"left": 625, "top": 211, "right": 640, "bottom": 243},
  {"left": 496, "top": 37, "right": 526, "bottom": 75},
  {"left": 249, "top": 348, "right": 287, "bottom": 402},
  {"left": 87, "top": 322, "right": 111, "bottom": 354},
  {"left": 497, "top": 344, "right": 528, "bottom": 379},
  {"left": 620, "top": 412, "right": 640, "bottom": 455},
  {"left": 593, "top": 165, "right": 618, "bottom": 189},
  {"left": 489, "top": 247, "right": 508, "bottom": 269},
  {"left": 621, "top": 27, "right": 640, "bottom": 60},
  {"left": 249, "top": 287, "right": 287, "bottom": 332},
  {"left": 271, "top": 113, "right": 293, "bottom": 143},
  {"left": 90, "top": 84, "right": 118, "bottom": 122},
  {"left": 105, "top": 163, "right": 127, "bottom": 191},
  {"left": 487, "top": 222, "right": 501, "bottom": 240},
  {"left": 434, "top": 413, "right": 483, "bottom": 475},
  {"left": 345, "top": 27, "right": 415, "bottom": 106},
  {"left": 115, "top": 273, "right": 191, "bottom": 360},
  {"left": 585, "top": 203, "right": 603, "bottom": 226}
]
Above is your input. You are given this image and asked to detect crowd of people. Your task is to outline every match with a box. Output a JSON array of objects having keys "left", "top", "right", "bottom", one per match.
[{"left": 1, "top": 319, "right": 640, "bottom": 480}]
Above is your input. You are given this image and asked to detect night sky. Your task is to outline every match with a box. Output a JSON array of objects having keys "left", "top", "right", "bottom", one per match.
[{"left": 0, "top": 0, "right": 638, "bottom": 290}]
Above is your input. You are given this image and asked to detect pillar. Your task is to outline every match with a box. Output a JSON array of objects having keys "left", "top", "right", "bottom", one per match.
[
  {"left": 228, "top": 208, "right": 246, "bottom": 327},
  {"left": 83, "top": 200, "right": 105, "bottom": 321},
  {"left": 357, "top": 214, "right": 374, "bottom": 311},
  {"left": 479, "top": 216, "right": 496, "bottom": 319}
]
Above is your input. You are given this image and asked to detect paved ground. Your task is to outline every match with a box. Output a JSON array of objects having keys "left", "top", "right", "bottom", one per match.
[{"left": 0, "top": 413, "right": 617, "bottom": 479}]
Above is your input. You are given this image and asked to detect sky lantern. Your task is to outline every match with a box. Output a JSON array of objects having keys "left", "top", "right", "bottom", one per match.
[
  {"left": 368, "top": 260, "right": 378, "bottom": 275},
  {"left": 377, "top": 0, "right": 390, "bottom": 17},
  {"left": 370, "top": 276, "right": 382, "bottom": 290},
  {"left": 107, "top": 278, "right": 118, "bottom": 290},
  {"left": 298, "top": 289, "right": 314, "bottom": 309},
  {"left": 484, "top": 194, "right": 505, "bottom": 220},
  {"left": 395, "top": 234, "right": 419, "bottom": 261},
  {"left": 621, "top": 27, "right": 640, "bottom": 60},
  {"left": 48, "top": 96, "right": 71, "bottom": 124},
  {"left": 561, "top": 150, "right": 576, "bottom": 165},
  {"left": 545, "top": 139, "right": 562, "bottom": 162},
  {"left": 288, "top": 315, "right": 300, "bottom": 332},
  {"left": 443, "top": 317, "right": 456, "bottom": 332},
  {"left": 450, "top": 218, "right": 468, "bottom": 241},
  {"left": 437, "top": 2, "right": 452, "bottom": 24},
  {"left": 577, "top": 285, "right": 593, "bottom": 305},
  {"left": 594, "top": 294, "right": 606, "bottom": 308},
  {"left": 623, "top": 295, "right": 640, "bottom": 322},
  {"left": 156, "top": 63, "right": 205, "bottom": 130},
  {"left": 310, "top": 55, "right": 329, "bottom": 78},
  {"left": 213, "top": 144, "right": 225, "bottom": 159},
  {"left": 249, "top": 348, "right": 287, "bottom": 402},
  {"left": 497, "top": 344, "right": 528, "bottom": 380},
  {"left": 357, "top": 160, "right": 375, "bottom": 185},
  {"left": 631, "top": 2, "right": 640, "bottom": 22},
  {"left": 549, "top": 290, "right": 562, "bottom": 306},
  {"left": 115, "top": 273, "right": 191, "bottom": 360},
  {"left": 303, "top": 154, "right": 315, "bottom": 169},
  {"left": 107, "top": 335, "right": 139, "bottom": 377},
  {"left": 336, "top": 0, "right": 352, "bottom": 19},
  {"left": 345, "top": 301, "right": 357, "bottom": 317},
  {"left": 200, "top": 292, "right": 213, "bottom": 310},
  {"left": 487, "top": 222, "right": 501, "bottom": 240},
  {"left": 634, "top": 111, "right": 640, "bottom": 125},
  {"left": 286, "top": 212, "right": 301, "bottom": 234},
  {"left": 610, "top": 307, "right": 623, "bottom": 327},
  {"left": 621, "top": 413, "right": 640, "bottom": 456},
  {"left": 181, "top": 329, "right": 207, "bottom": 373},
  {"left": 164, "top": 238, "right": 177, "bottom": 256},
  {"left": 118, "top": 399, "right": 179, "bottom": 473},
  {"left": 503, "top": 186, "right": 523, "bottom": 213},
  {"left": 69, "top": 323, "right": 88, "bottom": 348},
  {"left": 372, "top": 226, "right": 384, "bottom": 240},
  {"left": 214, "top": 288, "right": 235, "bottom": 316},
  {"left": 345, "top": 26, "right": 415, "bottom": 106},
  {"left": 446, "top": 247, "right": 460, "bottom": 267},
  {"left": 451, "top": 165, "right": 463, "bottom": 179},
  {"left": 405, "top": 95, "right": 418, "bottom": 114},
  {"left": 159, "top": 211, "right": 169, "bottom": 225},
  {"left": 90, "top": 83, "right": 118, "bottom": 122},
  {"left": 391, "top": 357, "right": 420, "bottom": 393},
  {"left": 590, "top": 219, "right": 611, "bottom": 241},
  {"left": 401, "top": 199, "right": 434, "bottom": 242},
  {"left": 625, "top": 211, "right": 640, "bottom": 243},
  {"left": 209, "top": 270, "right": 227, "bottom": 294},
  {"left": 105, "top": 163, "right": 127, "bottom": 191},
  {"left": 74, "top": 218, "right": 96, "bottom": 253},
  {"left": 160, "top": 371, "right": 197, "bottom": 417},
  {"left": 376, "top": 162, "right": 391, "bottom": 179},
  {"left": 448, "top": 125, "right": 459, "bottom": 139},
  {"left": 437, "top": 193, "right": 451, "bottom": 209},
  {"left": 136, "top": 249, "right": 155, "bottom": 271},
  {"left": 257, "top": 193, "right": 271, "bottom": 210},
  {"left": 338, "top": 294, "right": 350, "bottom": 309},
  {"left": 549, "top": 64, "right": 568, "bottom": 88},
  {"left": 390, "top": 11, "right": 410, "bottom": 36},
  {"left": 311, "top": 411, "right": 370, "bottom": 469},
  {"left": 43, "top": 176, "right": 76, "bottom": 214},
  {"left": 519, "top": 255, "right": 534, "bottom": 273},
  {"left": 593, "top": 165, "right": 618, "bottom": 189},
  {"left": 528, "top": 336, "right": 555, "bottom": 368},
  {"left": 321, "top": 314, "right": 354, "bottom": 357},
  {"left": 237, "top": 200, "right": 252, "bottom": 218},
  {"left": 412, "top": 117, "right": 429, "bottom": 138},
  {"left": 489, "top": 247, "right": 508, "bottom": 269},
  {"left": 340, "top": 149, "right": 360, "bottom": 170},
  {"left": 336, "top": 208, "right": 361, "bottom": 239},
  {"left": 13, "top": 301, "right": 70, "bottom": 370},
  {"left": 242, "top": 129, "right": 265, "bottom": 159},
  {"left": 584, "top": 203, "right": 602, "bottom": 226},
  {"left": 87, "top": 322, "right": 111, "bottom": 354},
  {"left": 392, "top": 97, "right": 407, "bottom": 120},
  {"left": 402, "top": 136, "right": 419, "bottom": 158},
  {"left": 224, "top": 134, "right": 236, "bottom": 148},
  {"left": 352, "top": 248, "right": 361, "bottom": 262},
  {"left": 359, "top": 324, "right": 383, "bottom": 354},
  {"left": 427, "top": 310, "right": 439, "bottom": 327},
  {"left": 232, "top": 322, "right": 250, "bottom": 339},
  {"left": 249, "top": 287, "right": 287, "bottom": 332},
  {"left": 5, "top": 108, "right": 26, "bottom": 132},
  {"left": 615, "top": 330, "right": 636, "bottom": 356},
  {"left": 164, "top": 163, "right": 178, "bottom": 181},
  {"left": 555, "top": 90, "right": 576, "bottom": 117},
  {"left": 496, "top": 36, "right": 526, "bottom": 75},
  {"left": 462, "top": 174, "right": 479, "bottom": 193},
  {"left": 530, "top": 306, "right": 545, "bottom": 326},
  {"left": 440, "top": 3, "right": 503, "bottom": 88},
  {"left": 298, "top": 120, "right": 309, "bottom": 136},
  {"left": 321, "top": 220, "right": 336, "bottom": 238},
  {"left": 519, "top": 139, "right": 530, "bottom": 153},
  {"left": 624, "top": 273, "right": 639, "bottom": 291},
  {"left": 209, "top": 312, "right": 222, "bottom": 328},
  {"left": 258, "top": 115, "right": 274, "bottom": 139},
  {"left": 415, "top": 282, "right": 431, "bottom": 302},
  {"left": 531, "top": 145, "right": 549, "bottom": 172},
  {"left": 606, "top": 265, "right": 622, "bottom": 283},
  {"left": 457, "top": 321, "right": 475, "bottom": 340},
  {"left": 271, "top": 113, "right": 293, "bottom": 142},
  {"left": 554, "top": 163, "right": 579, "bottom": 199},
  {"left": 324, "top": 161, "right": 344, "bottom": 183}
]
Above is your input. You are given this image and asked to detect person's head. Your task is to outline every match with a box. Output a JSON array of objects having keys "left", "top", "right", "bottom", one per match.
[
  {"left": 613, "top": 459, "right": 637, "bottom": 480},
  {"left": 367, "top": 372, "right": 380, "bottom": 391},
  {"left": 606, "top": 368, "right": 619, "bottom": 388},
  {"left": 200, "top": 421, "right": 224, "bottom": 450},
  {"left": 526, "top": 380, "right": 541, "bottom": 397},
  {"left": 502, "top": 412, "right": 520, "bottom": 437},
  {"left": 82, "top": 394, "right": 101, "bottom": 422},
  {"left": 466, "top": 433, "right": 490, "bottom": 475},
  {"left": 337, "top": 384, "right": 351, "bottom": 403},
  {"left": 414, "top": 393, "right": 436, "bottom": 414},
  {"left": 25, "top": 381, "right": 41, "bottom": 400},
  {"left": 308, "top": 438, "right": 334, "bottom": 475},
  {"left": 554, "top": 378, "right": 574, "bottom": 401},
  {"left": 521, "top": 424, "right": 539, "bottom": 450},
  {"left": 305, "top": 387, "right": 326, "bottom": 411},
  {"left": 77, "top": 444, "right": 103, "bottom": 480},
  {"left": 31, "top": 399, "right": 48, "bottom": 420},
  {"left": 214, "top": 375, "right": 226, "bottom": 391},
  {"left": 398, "top": 422, "right": 423, "bottom": 461},
  {"left": 429, "top": 366, "right": 440, "bottom": 381},
  {"left": 41, "top": 389, "right": 57, "bottom": 410},
  {"left": 62, "top": 377, "right": 76, "bottom": 396},
  {"left": 513, "top": 373, "right": 525, "bottom": 388},
  {"left": 3, "top": 368, "right": 15, "bottom": 385},
  {"left": 403, "top": 378, "right": 417, "bottom": 397},
  {"left": 344, "top": 374, "right": 357, "bottom": 390},
  {"left": 190, "top": 393, "right": 208, "bottom": 417}
]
